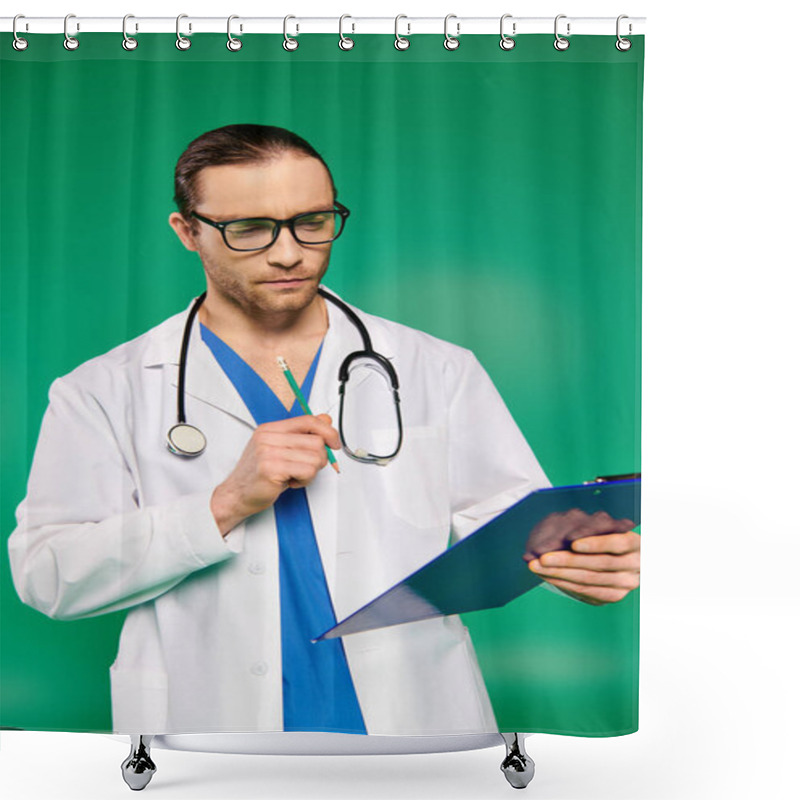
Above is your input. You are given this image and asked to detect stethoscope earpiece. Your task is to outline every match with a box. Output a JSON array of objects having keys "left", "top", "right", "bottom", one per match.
[{"left": 166, "top": 423, "right": 207, "bottom": 457}]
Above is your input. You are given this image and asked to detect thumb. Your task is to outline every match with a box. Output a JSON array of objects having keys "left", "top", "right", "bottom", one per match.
[{"left": 317, "top": 413, "right": 333, "bottom": 426}]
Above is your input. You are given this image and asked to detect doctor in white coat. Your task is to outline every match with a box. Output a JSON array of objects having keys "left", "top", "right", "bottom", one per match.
[{"left": 8, "top": 124, "right": 641, "bottom": 736}]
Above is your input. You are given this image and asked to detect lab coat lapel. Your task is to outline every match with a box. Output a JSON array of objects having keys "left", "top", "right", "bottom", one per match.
[
  {"left": 179, "top": 322, "right": 256, "bottom": 429},
  {"left": 305, "top": 293, "right": 355, "bottom": 603},
  {"left": 307, "top": 289, "right": 395, "bottom": 612},
  {"left": 142, "top": 299, "right": 256, "bottom": 430}
]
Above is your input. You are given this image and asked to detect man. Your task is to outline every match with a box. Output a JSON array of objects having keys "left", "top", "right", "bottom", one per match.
[{"left": 8, "top": 124, "right": 640, "bottom": 736}]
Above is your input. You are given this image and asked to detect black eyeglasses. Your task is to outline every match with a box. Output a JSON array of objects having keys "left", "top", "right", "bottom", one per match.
[{"left": 191, "top": 202, "right": 350, "bottom": 251}]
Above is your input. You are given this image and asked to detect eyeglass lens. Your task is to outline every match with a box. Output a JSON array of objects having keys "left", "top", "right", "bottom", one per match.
[{"left": 225, "top": 211, "right": 344, "bottom": 250}]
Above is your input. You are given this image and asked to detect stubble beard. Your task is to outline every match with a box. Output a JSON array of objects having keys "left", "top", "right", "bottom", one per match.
[{"left": 200, "top": 248, "right": 325, "bottom": 321}]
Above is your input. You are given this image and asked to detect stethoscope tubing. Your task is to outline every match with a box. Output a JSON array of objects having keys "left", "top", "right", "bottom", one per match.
[
  {"left": 176, "top": 291, "right": 207, "bottom": 425},
  {"left": 168, "top": 288, "right": 402, "bottom": 461}
]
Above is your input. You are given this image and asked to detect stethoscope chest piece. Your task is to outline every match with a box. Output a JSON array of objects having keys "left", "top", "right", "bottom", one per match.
[{"left": 166, "top": 423, "right": 207, "bottom": 457}]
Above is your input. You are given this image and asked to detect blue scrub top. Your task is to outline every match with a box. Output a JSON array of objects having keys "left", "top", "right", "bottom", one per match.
[{"left": 200, "top": 323, "right": 367, "bottom": 734}]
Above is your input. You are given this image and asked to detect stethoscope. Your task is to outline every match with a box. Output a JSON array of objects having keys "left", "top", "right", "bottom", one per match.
[{"left": 166, "top": 287, "right": 403, "bottom": 464}]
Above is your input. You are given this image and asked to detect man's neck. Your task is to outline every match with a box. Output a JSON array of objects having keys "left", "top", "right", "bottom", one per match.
[
  {"left": 197, "top": 291, "right": 329, "bottom": 350},
  {"left": 198, "top": 290, "right": 330, "bottom": 410}
]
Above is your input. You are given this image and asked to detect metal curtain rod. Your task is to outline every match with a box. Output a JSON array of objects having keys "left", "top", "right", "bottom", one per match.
[{"left": 1, "top": 16, "right": 645, "bottom": 36}]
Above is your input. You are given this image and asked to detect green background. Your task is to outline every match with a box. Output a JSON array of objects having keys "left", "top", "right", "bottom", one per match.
[{"left": 0, "top": 33, "right": 643, "bottom": 734}]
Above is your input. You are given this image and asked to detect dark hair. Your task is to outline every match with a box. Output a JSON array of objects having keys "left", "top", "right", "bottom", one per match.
[{"left": 173, "top": 124, "right": 336, "bottom": 224}]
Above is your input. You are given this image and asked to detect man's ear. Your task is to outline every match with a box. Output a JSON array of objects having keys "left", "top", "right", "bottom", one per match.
[{"left": 168, "top": 212, "right": 199, "bottom": 252}]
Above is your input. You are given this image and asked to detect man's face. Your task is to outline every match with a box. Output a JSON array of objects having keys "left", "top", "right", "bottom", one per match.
[{"left": 179, "top": 154, "right": 336, "bottom": 318}]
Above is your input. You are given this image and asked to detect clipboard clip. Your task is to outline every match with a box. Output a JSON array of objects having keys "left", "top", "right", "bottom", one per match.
[{"left": 587, "top": 472, "right": 641, "bottom": 484}]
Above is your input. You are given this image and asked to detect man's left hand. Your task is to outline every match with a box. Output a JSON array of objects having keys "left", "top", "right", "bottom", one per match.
[{"left": 526, "top": 532, "right": 641, "bottom": 606}]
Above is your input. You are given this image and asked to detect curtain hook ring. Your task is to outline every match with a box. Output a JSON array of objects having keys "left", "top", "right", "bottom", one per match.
[
  {"left": 63, "top": 13, "right": 79, "bottom": 51},
  {"left": 616, "top": 14, "right": 632, "bottom": 51},
  {"left": 339, "top": 14, "right": 355, "bottom": 50},
  {"left": 12, "top": 14, "right": 29, "bottom": 51},
  {"left": 122, "top": 14, "right": 138, "bottom": 50},
  {"left": 554, "top": 14, "right": 570, "bottom": 51},
  {"left": 443, "top": 14, "right": 460, "bottom": 51},
  {"left": 499, "top": 14, "right": 515, "bottom": 51},
  {"left": 227, "top": 15, "right": 243, "bottom": 51},
  {"left": 176, "top": 14, "right": 192, "bottom": 50},
  {"left": 394, "top": 15, "right": 410, "bottom": 51},
  {"left": 283, "top": 15, "right": 299, "bottom": 51}
]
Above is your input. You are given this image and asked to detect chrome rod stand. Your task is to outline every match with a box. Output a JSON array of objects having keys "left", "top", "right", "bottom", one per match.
[
  {"left": 500, "top": 733, "right": 535, "bottom": 789},
  {"left": 117, "top": 732, "right": 532, "bottom": 789},
  {"left": 121, "top": 735, "right": 157, "bottom": 791}
]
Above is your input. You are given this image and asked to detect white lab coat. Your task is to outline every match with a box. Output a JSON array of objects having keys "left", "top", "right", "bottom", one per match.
[{"left": 8, "top": 288, "right": 550, "bottom": 735}]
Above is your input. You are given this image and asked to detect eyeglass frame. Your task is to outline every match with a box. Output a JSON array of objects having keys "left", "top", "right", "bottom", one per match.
[{"left": 190, "top": 202, "right": 351, "bottom": 251}]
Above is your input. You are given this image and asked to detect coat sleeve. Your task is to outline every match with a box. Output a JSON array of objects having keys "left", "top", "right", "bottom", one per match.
[
  {"left": 446, "top": 351, "right": 551, "bottom": 543},
  {"left": 445, "top": 351, "right": 581, "bottom": 602},
  {"left": 7, "top": 375, "right": 237, "bottom": 621}
]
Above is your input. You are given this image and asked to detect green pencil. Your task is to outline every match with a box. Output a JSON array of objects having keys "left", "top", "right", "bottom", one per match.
[{"left": 277, "top": 356, "right": 340, "bottom": 474}]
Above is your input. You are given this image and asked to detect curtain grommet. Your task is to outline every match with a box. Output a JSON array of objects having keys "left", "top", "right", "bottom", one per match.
[
  {"left": 63, "top": 13, "right": 79, "bottom": 51},
  {"left": 12, "top": 15, "right": 29, "bottom": 51},
  {"left": 122, "top": 14, "right": 138, "bottom": 51},
  {"left": 615, "top": 15, "right": 632, "bottom": 51},
  {"left": 176, "top": 14, "right": 192, "bottom": 50},
  {"left": 554, "top": 15, "right": 570, "bottom": 51},
  {"left": 394, "top": 15, "right": 410, "bottom": 51},
  {"left": 499, "top": 14, "right": 516, "bottom": 50},
  {"left": 227, "top": 15, "right": 243, "bottom": 51},
  {"left": 443, "top": 14, "right": 460, "bottom": 51}
]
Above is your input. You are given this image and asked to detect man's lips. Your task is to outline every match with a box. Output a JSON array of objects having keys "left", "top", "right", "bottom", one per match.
[{"left": 260, "top": 278, "right": 310, "bottom": 286}]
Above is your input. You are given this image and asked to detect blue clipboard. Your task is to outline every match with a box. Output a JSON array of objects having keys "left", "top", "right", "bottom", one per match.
[{"left": 316, "top": 476, "right": 640, "bottom": 641}]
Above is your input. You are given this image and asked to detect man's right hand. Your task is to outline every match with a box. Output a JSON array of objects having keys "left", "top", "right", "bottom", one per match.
[{"left": 210, "top": 414, "right": 341, "bottom": 536}]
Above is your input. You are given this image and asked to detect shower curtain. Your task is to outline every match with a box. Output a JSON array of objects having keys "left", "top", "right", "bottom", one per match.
[{"left": 0, "top": 27, "right": 643, "bottom": 738}]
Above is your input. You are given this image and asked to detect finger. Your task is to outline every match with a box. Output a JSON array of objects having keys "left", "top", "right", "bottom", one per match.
[
  {"left": 257, "top": 416, "right": 341, "bottom": 449},
  {"left": 539, "top": 578, "right": 632, "bottom": 606},
  {"left": 528, "top": 562, "right": 640, "bottom": 590},
  {"left": 275, "top": 458, "right": 325, "bottom": 489},
  {"left": 257, "top": 446, "right": 329, "bottom": 485},
  {"left": 255, "top": 431, "right": 333, "bottom": 458},
  {"left": 314, "top": 414, "right": 342, "bottom": 450},
  {"left": 536, "top": 551, "right": 640, "bottom": 572},
  {"left": 571, "top": 531, "right": 640, "bottom": 555}
]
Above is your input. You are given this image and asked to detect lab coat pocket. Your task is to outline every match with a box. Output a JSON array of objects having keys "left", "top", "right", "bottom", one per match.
[
  {"left": 109, "top": 662, "right": 168, "bottom": 734},
  {"left": 374, "top": 425, "right": 450, "bottom": 530}
]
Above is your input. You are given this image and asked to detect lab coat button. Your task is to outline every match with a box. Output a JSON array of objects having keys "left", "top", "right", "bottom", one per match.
[
  {"left": 248, "top": 561, "right": 265, "bottom": 574},
  {"left": 250, "top": 661, "right": 268, "bottom": 676}
]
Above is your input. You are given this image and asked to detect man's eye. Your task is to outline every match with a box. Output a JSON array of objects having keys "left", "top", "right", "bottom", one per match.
[
  {"left": 296, "top": 214, "right": 329, "bottom": 229},
  {"left": 229, "top": 221, "right": 273, "bottom": 235}
]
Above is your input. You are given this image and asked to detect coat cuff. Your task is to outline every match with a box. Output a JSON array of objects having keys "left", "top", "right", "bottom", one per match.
[{"left": 167, "top": 490, "right": 240, "bottom": 566}]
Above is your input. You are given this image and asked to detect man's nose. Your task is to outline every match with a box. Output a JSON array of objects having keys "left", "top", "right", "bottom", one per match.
[{"left": 266, "top": 224, "right": 303, "bottom": 268}]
